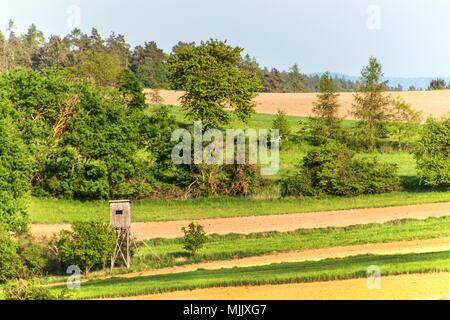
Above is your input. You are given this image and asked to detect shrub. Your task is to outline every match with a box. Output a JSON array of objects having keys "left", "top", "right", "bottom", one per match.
[
  {"left": 186, "top": 163, "right": 260, "bottom": 198},
  {"left": 0, "top": 68, "right": 156, "bottom": 201},
  {"left": 272, "top": 110, "right": 292, "bottom": 149},
  {"left": 16, "top": 233, "right": 49, "bottom": 277},
  {"left": 0, "top": 227, "right": 50, "bottom": 282},
  {"left": 117, "top": 69, "right": 146, "bottom": 108},
  {"left": 53, "top": 222, "right": 117, "bottom": 274},
  {"left": 0, "top": 116, "right": 31, "bottom": 233},
  {"left": 0, "top": 226, "right": 22, "bottom": 283},
  {"left": 386, "top": 97, "right": 421, "bottom": 150},
  {"left": 416, "top": 117, "right": 450, "bottom": 188},
  {"left": 182, "top": 223, "right": 207, "bottom": 256},
  {"left": 281, "top": 141, "right": 400, "bottom": 197},
  {"left": 3, "top": 279, "right": 67, "bottom": 300}
]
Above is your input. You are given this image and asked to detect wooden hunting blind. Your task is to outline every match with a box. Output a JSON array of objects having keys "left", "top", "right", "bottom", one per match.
[
  {"left": 110, "top": 200, "right": 132, "bottom": 270},
  {"left": 110, "top": 200, "right": 131, "bottom": 229}
]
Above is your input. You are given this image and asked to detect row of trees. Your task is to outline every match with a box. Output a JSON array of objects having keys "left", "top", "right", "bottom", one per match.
[
  {"left": 428, "top": 78, "right": 450, "bottom": 90},
  {"left": 0, "top": 21, "right": 357, "bottom": 93},
  {"left": 0, "top": 21, "right": 167, "bottom": 88}
]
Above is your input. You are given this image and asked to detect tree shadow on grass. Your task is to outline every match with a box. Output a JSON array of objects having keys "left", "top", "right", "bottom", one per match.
[{"left": 400, "top": 175, "right": 449, "bottom": 193}]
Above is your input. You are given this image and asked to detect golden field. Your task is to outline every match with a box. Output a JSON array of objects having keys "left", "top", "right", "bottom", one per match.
[{"left": 146, "top": 89, "right": 450, "bottom": 120}]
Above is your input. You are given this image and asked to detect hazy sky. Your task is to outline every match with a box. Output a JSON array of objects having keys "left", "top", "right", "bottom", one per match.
[{"left": 1, "top": 0, "right": 450, "bottom": 77}]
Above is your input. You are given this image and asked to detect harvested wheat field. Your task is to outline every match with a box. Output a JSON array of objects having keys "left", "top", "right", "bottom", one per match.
[
  {"left": 147, "top": 89, "right": 450, "bottom": 120},
  {"left": 122, "top": 273, "right": 450, "bottom": 300},
  {"left": 29, "top": 202, "right": 450, "bottom": 240}
]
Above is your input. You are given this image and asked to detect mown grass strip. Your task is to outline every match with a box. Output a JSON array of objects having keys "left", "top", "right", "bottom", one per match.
[{"left": 60, "top": 251, "right": 450, "bottom": 299}]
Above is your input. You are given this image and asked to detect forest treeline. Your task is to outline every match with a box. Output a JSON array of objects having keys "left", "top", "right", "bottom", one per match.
[{"left": 0, "top": 21, "right": 359, "bottom": 92}]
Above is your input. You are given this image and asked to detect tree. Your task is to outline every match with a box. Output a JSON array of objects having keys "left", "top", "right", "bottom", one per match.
[
  {"left": 240, "top": 54, "right": 264, "bottom": 81},
  {"left": 168, "top": 39, "right": 262, "bottom": 128},
  {"left": 0, "top": 116, "right": 31, "bottom": 233},
  {"left": 145, "top": 106, "right": 178, "bottom": 172},
  {"left": 0, "top": 32, "right": 13, "bottom": 72},
  {"left": 72, "top": 50, "right": 123, "bottom": 86},
  {"left": 54, "top": 222, "right": 116, "bottom": 274},
  {"left": 261, "top": 68, "right": 284, "bottom": 92},
  {"left": 106, "top": 32, "right": 131, "bottom": 68},
  {"left": 351, "top": 57, "right": 390, "bottom": 150},
  {"left": 387, "top": 97, "right": 422, "bottom": 149},
  {"left": 32, "top": 35, "right": 70, "bottom": 69},
  {"left": 130, "top": 42, "right": 168, "bottom": 88},
  {"left": 7, "top": 24, "right": 29, "bottom": 68},
  {"left": 117, "top": 69, "right": 146, "bottom": 108},
  {"left": 182, "top": 223, "right": 207, "bottom": 256},
  {"left": 312, "top": 72, "right": 341, "bottom": 134},
  {"left": 284, "top": 64, "right": 307, "bottom": 93},
  {"left": 272, "top": 110, "right": 291, "bottom": 149},
  {"left": 24, "top": 24, "right": 45, "bottom": 60},
  {"left": 89, "top": 28, "right": 105, "bottom": 51},
  {"left": 428, "top": 78, "right": 448, "bottom": 90},
  {"left": 416, "top": 117, "right": 450, "bottom": 188}
]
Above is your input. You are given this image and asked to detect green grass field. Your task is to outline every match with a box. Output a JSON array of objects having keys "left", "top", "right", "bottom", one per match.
[
  {"left": 29, "top": 190, "right": 450, "bottom": 224},
  {"left": 54, "top": 251, "right": 450, "bottom": 299}
]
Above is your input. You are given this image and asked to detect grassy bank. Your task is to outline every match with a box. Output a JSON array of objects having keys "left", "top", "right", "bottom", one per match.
[{"left": 59, "top": 251, "right": 450, "bottom": 299}]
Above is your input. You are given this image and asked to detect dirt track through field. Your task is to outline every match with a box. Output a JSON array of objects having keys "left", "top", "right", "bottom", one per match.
[
  {"left": 148, "top": 89, "right": 450, "bottom": 120},
  {"left": 119, "top": 272, "right": 450, "bottom": 300},
  {"left": 29, "top": 202, "right": 450, "bottom": 240}
]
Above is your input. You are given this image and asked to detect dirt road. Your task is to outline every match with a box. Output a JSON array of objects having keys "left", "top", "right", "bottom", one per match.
[
  {"left": 121, "top": 272, "right": 450, "bottom": 300},
  {"left": 148, "top": 89, "right": 450, "bottom": 120},
  {"left": 29, "top": 202, "right": 450, "bottom": 240}
]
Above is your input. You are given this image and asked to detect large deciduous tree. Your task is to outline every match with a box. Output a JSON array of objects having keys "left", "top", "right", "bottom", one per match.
[{"left": 168, "top": 39, "right": 262, "bottom": 128}]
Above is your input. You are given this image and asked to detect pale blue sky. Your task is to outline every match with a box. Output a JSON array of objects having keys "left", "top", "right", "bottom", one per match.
[{"left": 1, "top": 0, "right": 450, "bottom": 77}]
